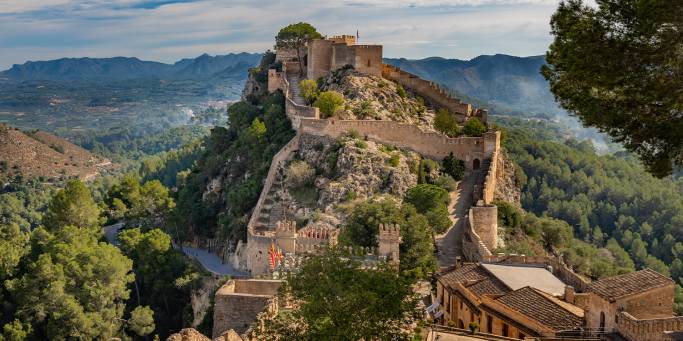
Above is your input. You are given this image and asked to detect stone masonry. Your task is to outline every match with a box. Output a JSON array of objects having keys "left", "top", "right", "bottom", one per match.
[{"left": 240, "top": 32, "right": 501, "bottom": 276}]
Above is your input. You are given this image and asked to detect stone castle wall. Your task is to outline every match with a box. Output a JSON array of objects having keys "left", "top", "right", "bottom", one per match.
[
  {"left": 469, "top": 205, "right": 498, "bottom": 251},
  {"left": 382, "top": 64, "right": 486, "bottom": 123},
  {"left": 307, "top": 39, "right": 382, "bottom": 79},
  {"left": 462, "top": 213, "right": 493, "bottom": 262},
  {"left": 617, "top": 311, "right": 683, "bottom": 341},
  {"left": 300, "top": 118, "right": 499, "bottom": 168},
  {"left": 212, "top": 280, "right": 281, "bottom": 338}
]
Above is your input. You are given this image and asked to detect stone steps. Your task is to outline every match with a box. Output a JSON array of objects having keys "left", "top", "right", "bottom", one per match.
[{"left": 287, "top": 75, "right": 305, "bottom": 105}]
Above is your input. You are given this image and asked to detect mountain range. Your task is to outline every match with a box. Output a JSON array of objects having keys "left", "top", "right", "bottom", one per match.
[
  {"left": 384, "top": 54, "right": 561, "bottom": 116},
  {"left": 0, "top": 52, "right": 262, "bottom": 81}
]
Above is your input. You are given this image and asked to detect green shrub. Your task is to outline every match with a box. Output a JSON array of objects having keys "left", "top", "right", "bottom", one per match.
[
  {"left": 434, "top": 109, "right": 460, "bottom": 137},
  {"left": 442, "top": 152, "right": 465, "bottom": 181},
  {"left": 377, "top": 80, "right": 387, "bottom": 88},
  {"left": 344, "top": 190, "right": 357, "bottom": 202},
  {"left": 388, "top": 154, "right": 400, "bottom": 167},
  {"left": 314, "top": 91, "right": 345, "bottom": 118},
  {"left": 396, "top": 85, "right": 406, "bottom": 98},
  {"left": 434, "top": 175, "right": 457, "bottom": 191},
  {"left": 299, "top": 79, "right": 319, "bottom": 105},
  {"left": 347, "top": 129, "right": 361, "bottom": 140},
  {"left": 355, "top": 140, "right": 368, "bottom": 149},
  {"left": 353, "top": 100, "right": 374, "bottom": 119},
  {"left": 462, "top": 117, "right": 487, "bottom": 137}
]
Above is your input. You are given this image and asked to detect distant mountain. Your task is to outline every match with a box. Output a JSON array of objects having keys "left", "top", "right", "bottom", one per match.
[
  {"left": 0, "top": 124, "right": 114, "bottom": 181},
  {"left": 0, "top": 53, "right": 262, "bottom": 81},
  {"left": 384, "top": 54, "right": 560, "bottom": 116}
]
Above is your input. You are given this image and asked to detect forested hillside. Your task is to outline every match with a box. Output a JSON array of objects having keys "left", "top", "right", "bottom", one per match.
[{"left": 494, "top": 119, "right": 683, "bottom": 313}]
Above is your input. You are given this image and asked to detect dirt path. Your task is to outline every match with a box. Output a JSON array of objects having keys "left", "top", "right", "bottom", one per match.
[{"left": 434, "top": 171, "right": 476, "bottom": 268}]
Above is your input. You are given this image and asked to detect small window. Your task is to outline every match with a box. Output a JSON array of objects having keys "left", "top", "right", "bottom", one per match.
[
  {"left": 502, "top": 323, "right": 509, "bottom": 337},
  {"left": 367, "top": 59, "right": 371, "bottom": 67},
  {"left": 487, "top": 315, "right": 493, "bottom": 333},
  {"left": 460, "top": 301, "right": 463, "bottom": 310}
]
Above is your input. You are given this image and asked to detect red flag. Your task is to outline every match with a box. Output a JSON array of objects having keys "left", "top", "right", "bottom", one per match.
[{"left": 269, "top": 241, "right": 276, "bottom": 269}]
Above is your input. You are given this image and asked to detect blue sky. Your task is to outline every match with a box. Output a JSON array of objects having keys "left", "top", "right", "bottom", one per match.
[{"left": 0, "top": 0, "right": 561, "bottom": 70}]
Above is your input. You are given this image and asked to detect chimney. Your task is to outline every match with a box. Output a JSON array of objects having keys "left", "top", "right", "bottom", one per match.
[{"left": 565, "top": 286, "right": 575, "bottom": 304}]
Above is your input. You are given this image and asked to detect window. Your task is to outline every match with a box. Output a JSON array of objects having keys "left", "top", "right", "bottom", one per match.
[
  {"left": 460, "top": 301, "right": 463, "bottom": 310},
  {"left": 502, "top": 323, "right": 509, "bottom": 337},
  {"left": 519, "top": 333, "right": 525, "bottom": 339},
  {"left": 367, "top": 59, "right": 371, "bottom": 67},
  {"left": 487, "top": 315, "right": 493, "bottom": 333},
  {"left": 599, "top": 311, "right": 606, "bottom": 332},
  {"left": 458, "top": 320, "right": 464, "bottom": 329}
]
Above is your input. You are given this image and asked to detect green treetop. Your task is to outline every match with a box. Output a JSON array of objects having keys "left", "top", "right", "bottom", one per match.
[
  {"left": 275, "top": 22, "right": 323, "bottom": 76},
  {"left": 42, "top": 180, "right": 102, "bottom": 233},
  {"left": 543, "top": 0, "right": 683, "bottom": 177}
]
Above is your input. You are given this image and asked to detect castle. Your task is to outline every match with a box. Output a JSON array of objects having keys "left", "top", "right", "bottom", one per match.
[
  {"left": 176, "top": 32, "right": 683, "bottom": 341},
  {"left": 242, "top": 33, "right": 502, "bottom": 277}
]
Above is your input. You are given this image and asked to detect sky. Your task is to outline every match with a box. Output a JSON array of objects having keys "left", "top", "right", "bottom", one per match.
[{"left": 0, "top": 0, "right": 562, "bottom": 70}]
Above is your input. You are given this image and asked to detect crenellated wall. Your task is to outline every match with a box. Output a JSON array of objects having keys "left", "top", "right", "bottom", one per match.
[
  {"left": 300, "top": 118, "right": 498, "bottom": 167},
  {"left": 382, "top": 64, "right": 488, "bottom": 123},
  {"left": 617, "top": 312, "right": 683, "bottom": 341}
]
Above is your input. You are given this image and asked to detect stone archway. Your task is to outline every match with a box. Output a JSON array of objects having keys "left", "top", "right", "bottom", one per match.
[{"left": 473, "top": 158, "right": 481, "bottom": 170}]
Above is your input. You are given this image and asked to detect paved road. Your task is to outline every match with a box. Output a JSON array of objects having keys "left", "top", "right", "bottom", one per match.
[
  {"left": 102, "top": 222, "right": 244, "bottom": 277},
  {"left": 434, "top": 172, "right": 476, "bottom": 268},
  {"left": 103, "top": 222, "right": 124, "bottom": 246},
  {"left": 179, "top": 246, "right": 245, "bottom": 277}
]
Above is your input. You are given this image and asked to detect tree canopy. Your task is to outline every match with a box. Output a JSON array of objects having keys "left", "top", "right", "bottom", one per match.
[
  {"left": 542, "top": 0, "right": 683, "bottom": 177},
  {"left": 275, "top": 22, "right": 323, "bottom": 76},
  {"left": 263, "top": 250, "right": 420, "bottom": 340},
  {"left": 313, "top": 91, "right": 345, "bottom": 118},
  {"left": 42, "top": 180, "right": 102, "bottom": 233}
]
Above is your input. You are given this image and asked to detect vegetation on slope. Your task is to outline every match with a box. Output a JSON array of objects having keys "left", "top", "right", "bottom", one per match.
[
  {"left": 495, "top": 120, "right": 683, "bottom": 314},
  {"left": 173, "top": 52, "right": 295, "bottom": 245}
]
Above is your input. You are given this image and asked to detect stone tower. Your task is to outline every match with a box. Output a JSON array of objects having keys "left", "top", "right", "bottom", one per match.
[
  {"left": 275, "top": 220, "right": 297, "bottom": 254},
  {"left": 378, "top": 223, "right": 401, "bottom": 264}
]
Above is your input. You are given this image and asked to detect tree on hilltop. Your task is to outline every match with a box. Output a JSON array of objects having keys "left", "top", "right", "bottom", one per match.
[
  {"left": 543, "top": 0, "right": 683, "bottom": 177},
  {"left": 275, "top": 22, "right": 323, "bottom": 77}
]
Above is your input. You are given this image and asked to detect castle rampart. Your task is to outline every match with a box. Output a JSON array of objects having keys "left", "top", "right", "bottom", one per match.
[
  {"left": 616, "top": 312, "right": 683, "bottom": 341},
  {"left": 299, "top": 118, "right": 498, "bottom": 168},
  {"left": 382, "top": 64, "right": 488, "bottom": 124}
]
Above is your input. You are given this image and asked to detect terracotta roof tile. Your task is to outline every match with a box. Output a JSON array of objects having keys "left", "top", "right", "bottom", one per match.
[
  {"left": 587, "top": 269, "right": 673, "bottom": 302},
  {"left": 438, "top": 264, "right": 491, "bottom": 288},
  {"left": 465, "top": 276, "right": 510, "bottom": 296},
  {"left": 495, "top": 287, "right": 584, "bottom": 332}
]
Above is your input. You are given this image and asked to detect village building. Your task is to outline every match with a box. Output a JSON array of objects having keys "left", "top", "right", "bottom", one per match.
[{"left": 435, "top": 255, "right": 683, "bottom": 341}]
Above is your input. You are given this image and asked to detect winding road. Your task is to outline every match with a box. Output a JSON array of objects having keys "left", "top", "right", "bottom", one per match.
[{"left": 102, "top": 223, "right": 244, "bottom": 277}]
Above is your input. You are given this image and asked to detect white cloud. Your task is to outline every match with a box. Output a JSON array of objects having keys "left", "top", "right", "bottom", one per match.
[{"left": 0, "top": 0, "right": 560, "bottom": 69}]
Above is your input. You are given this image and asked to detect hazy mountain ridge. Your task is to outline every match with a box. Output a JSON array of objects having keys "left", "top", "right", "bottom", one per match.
[
  {"left": 0, "top": 52, "right": 262, "bottom": 81},
  {"left": 384, "top": 54, "right": 561, "bottom": 116}
]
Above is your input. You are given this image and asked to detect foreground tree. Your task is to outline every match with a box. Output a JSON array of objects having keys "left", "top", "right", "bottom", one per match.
[
  {"left": 42, "top": 180, "right": 102, "bottom": 233},
  {"left": 275, "top": 22, "right": 323, "bottom": 77},
  {"left": 118, "top": 228, "right": 202, "bottom": 338},
  {"left": 542, "top": 0, "right": 683, "bottom": 177},
  {"left": 9, "top": 225, "right": 134, "bottom": 340},
  {"left": 263, "top": 250, "right": 421, "bottom": 340}
]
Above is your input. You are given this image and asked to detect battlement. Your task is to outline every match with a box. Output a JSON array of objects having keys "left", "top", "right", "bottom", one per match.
[
  {"left": 275, "top": 220, "right": 296, "bottom": 237},
  {"left": 379, "top": 223, "right": 401, "bottom": 241}
]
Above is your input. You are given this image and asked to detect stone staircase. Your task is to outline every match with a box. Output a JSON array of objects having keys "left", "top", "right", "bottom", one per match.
[
  {"left": 286, "top": 74, "right": 305, "bottom": 105},
  {"left": 253, "top": 172, "right": 285, "bottom": 233}
]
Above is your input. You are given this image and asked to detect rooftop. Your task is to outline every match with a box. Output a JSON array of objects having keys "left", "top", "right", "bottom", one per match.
[
  {"left": 494, "top": 287, "right": 584, "bottom": 332},
  {"left": 481, "top": 263, "right": 567, "bottom": 296},
  {"left": 587, "top": 268, "right": 673, "bottom": 302}
]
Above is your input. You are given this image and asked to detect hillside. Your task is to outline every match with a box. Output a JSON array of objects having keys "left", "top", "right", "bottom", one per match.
[
  {"left": 0, "top": 53, "right": 262, "bottom": 81},
  {"left": 0, "top": 124, "right": 112, "bottom": 181},
  {"left": 384, "top": 55, "right": 558, "bottom": 116}
]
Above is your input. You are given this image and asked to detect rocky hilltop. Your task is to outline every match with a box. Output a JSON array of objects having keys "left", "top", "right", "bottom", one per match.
[{"left": 0, "top": 124, "right": 112, "bottom": 181}]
